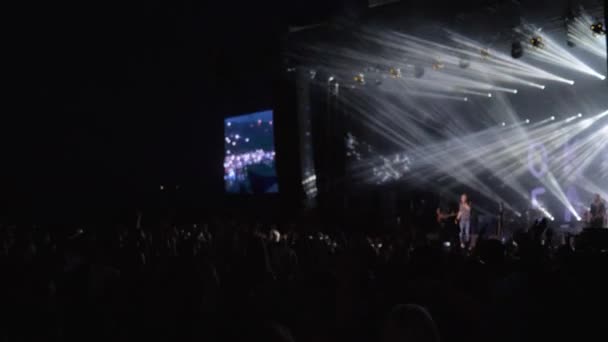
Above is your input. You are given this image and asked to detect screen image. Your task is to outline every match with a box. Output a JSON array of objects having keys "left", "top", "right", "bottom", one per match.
[{"left": 224, "top": 110, "right": 278, "bottom": 194}]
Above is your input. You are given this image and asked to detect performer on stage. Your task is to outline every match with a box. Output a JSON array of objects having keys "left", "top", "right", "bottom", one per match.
[
  {"left": 589, "top": 194, "right": 606, "bottom": 228},
  {"left": 436, "top": 194, "right": 457, "bottom": 243},
  {"left": 456, "top": 193, "right": 472, "bottom": 248}
]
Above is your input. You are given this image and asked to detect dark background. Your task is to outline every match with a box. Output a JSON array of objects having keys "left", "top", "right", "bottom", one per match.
[{"left": 3, "top": 0, "right": 607, "bottom": 221}]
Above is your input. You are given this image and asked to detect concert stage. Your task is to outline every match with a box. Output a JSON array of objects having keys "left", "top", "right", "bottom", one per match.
[{"left": 283, "top": 0, "right": 607, "bottom": 231}]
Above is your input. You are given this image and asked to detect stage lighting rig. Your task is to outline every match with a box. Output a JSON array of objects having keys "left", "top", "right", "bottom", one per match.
[
  {"left": 529, "top": 36, "right": 544, "bottom": 49},
  {"left": 432, "top": 61, "right": 445, "bottom": 70},
  {"left": 354, "top": 73, "right": 365, "bottom": 85},
  {"left": 590, "top": 22, "right": 606, "bottom": 36},
  {"left": 480, "top": 48, "right": 490, "bottom": 59},
  {"left": 389, "top": 67, "right": 401, "bottom": 78}
]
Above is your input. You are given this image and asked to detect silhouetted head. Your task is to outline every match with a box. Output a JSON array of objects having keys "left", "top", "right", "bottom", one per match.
[{"left": 382, "top": 304, "right": 440, "bottom": 342}]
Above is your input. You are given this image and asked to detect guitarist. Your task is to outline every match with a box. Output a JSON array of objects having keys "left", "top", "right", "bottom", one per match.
[
  {"left": 589, "top": 194, "right": 606, "bottom": 228},
  {"left": 436, "top": 196, "right": 457, "bottom": 241},
  {"left": 436, "top": 208, "right": 457, "bottom": 225}
]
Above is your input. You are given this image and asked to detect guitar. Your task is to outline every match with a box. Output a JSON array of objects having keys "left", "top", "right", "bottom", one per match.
[{"left": 436, "top": 209, "right": 457, "bottom": 223}]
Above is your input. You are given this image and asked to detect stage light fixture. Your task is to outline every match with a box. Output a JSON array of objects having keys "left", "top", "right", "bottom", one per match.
[
  {"left": 432, "top": 60, "right": 445, "bottom": 70},
  {"left": 501, "top": 122, "right": 506, "bottom": 126},
  {"left": 487, "top": 93, "right": 493, "bottom": 98},
  {"left": 480, "top": 48, "right": 490, "bottom": 59},
  {"left": 389, "top": 67, "right": 401, "bottom": 78},
  {"left": 591, "top": 22, "right": 606, "bottom": 35},
  {"left": 537, "top": 206, "right": 555, "bottom": 221},
  {"left": 530, "top": 36, "right": 544, "bottom": 49},
  {"left": 550, "top": 116, "right": 555, "bottom": 121},
  {"left": 525, "top": 119, "right": 530, "bottom": 124},
  {"left": 566, "top": 115, "right": 579, "bottom": 123},
  {"left": 578, "top": 113, "right": 583, "bottom": 117},
  {"left": 463, "top": 97, "right": 468, "bottom": 102},
  {"left": 354, "top": 73, "right": 365, "bottom": 85}
]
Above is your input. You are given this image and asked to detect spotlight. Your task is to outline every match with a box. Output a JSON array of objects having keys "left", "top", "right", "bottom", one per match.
[
  {"left": 600, "top": 75, "right": 606, "bottom": 80},
  {"left": 591, "top": 22, "right": 606, "bottom": 35},
  {"left": 389, "top": 67, "right": 401, "bottom": 78},
  {"left": 432, "top": 61, "right": 445, "bottom": 70},
  {"left": 540, "top": 85, "right": 546, "bottom": 90},
  {"left": 567, "top": 80, "right": 575, "bottom": 85},
  {"left": 530, "top": 36, "right": 544, "bottom": 49},
  {"left": 354, "top": 73, "right": 365, "bottom": 85},
  {"left": 481, "top": 48, "right": 490, "bottom": 59},
  {"left": 525, "top": 119, "right": 530, "bottom": 124},
  {"left": 513, "top": 89, "right": 518, "bottom": 94},
  {"left": 501, "top": 122, "right": 506, "bottom": 126},
  {"left": 578, "top": 113, "right": 583, "bottom": 117},
  {"left": 566, "top": 115, "right": 579, "bottom": 123},
  {"left": 550, "top": 116, "right": 555, "bottom": 121},
  {"left": 537, "top": 205, "right": 555, "bottom": 221},
  {"left": 328, "top": 76, "right": 335, "bottom": 83},
  {"left": 511, "top": 41, "right": 523, "bottom": 59},
  {"left": 463, "top": 97, "right": 468, "bottom": 102},
  {"left": 488, "top": 93, "right": 493, "bottom": 98}
]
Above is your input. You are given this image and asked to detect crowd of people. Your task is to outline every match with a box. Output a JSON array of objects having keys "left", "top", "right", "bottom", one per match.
[{"left": 1, "top": 215, "right": 607, "bottom": 342}]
